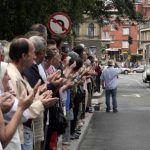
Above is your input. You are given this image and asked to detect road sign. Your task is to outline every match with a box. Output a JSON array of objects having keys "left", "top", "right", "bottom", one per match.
[{"left": 48, "top": 12, "right": 72, "bottom": 35}]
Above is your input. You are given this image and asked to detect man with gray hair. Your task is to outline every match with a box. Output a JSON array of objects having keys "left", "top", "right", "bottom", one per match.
[
  {"left": 23, "top": 36, "right": 48, "bottom": 150},
  {"left": 24, "top": 36, "right": 47, "bottom": 86},
  {"left": 100, "top": 60, "right": 122, "bottom": 113}
]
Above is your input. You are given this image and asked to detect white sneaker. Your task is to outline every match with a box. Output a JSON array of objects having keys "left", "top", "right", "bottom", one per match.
[
  {"left": 62, "top": 142, "right": 70, "bottom": 145},
  {"left": 93, "top": 92, "right": 100, "bottom": 97}
]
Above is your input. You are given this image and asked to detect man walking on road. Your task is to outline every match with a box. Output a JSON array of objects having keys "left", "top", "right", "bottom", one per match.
[{"left": 100, "top": 60, "right": 122, "bottom": 112}]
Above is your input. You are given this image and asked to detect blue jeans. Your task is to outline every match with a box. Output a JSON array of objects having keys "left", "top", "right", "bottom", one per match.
[
  {"left": 21, "top": 126, "right": 33, "bottom": 150},
  {"left": 105, "top": 88, "right": 117, "bottom": 110}
]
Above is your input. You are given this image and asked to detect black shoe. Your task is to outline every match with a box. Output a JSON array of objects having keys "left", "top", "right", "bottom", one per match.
[
  {"left": 113, "top": 109, "right": 118, "bottom": 113},
  {"left": 75, "top": 131, "right": 81, "bottom": 135},
  {"left": 70, "top": 133, "right": 79, "bottom": 140},
  {"left": 106, "top": 109, "right": 110, "bottom": 112},
  {"left": 76, "top": 128, "right": 81, "bottom": 132}
]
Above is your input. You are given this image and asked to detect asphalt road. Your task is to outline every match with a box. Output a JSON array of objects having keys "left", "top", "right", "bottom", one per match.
[{"left": 79, "top": 73, "right": 150, "bottom": 150}]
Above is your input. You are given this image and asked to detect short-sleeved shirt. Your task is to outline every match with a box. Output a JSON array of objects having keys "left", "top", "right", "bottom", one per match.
[{"left": 100, "top": 66, "right": 121, "bottom": 90}]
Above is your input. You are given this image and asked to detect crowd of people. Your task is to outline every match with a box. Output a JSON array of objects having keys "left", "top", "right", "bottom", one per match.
[{"left": 0, "top": 23, "right": 102, "bottom": 150}]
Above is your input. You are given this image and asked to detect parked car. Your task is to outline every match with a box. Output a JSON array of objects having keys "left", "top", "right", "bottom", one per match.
[
  {"left": 120, "top": 67, "right": 131, "bottom": 74},
  {"left": 142, "top": 70, "right": 147, "bottom": 83},
  {"left": 132, "top": 65, "right": 145, "bottom": 73},
  {"left": 142, "top": 65, "right": 150, "bottom": 83},
  {"left": 114, "top": 63, "right": 131, "bottom": 74},
  {"left": 103, "top": 65, "right": 131, "bottom": 74}
]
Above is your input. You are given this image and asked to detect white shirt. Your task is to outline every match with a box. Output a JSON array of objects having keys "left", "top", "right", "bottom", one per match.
[
  {"left": 38, "top": 64, "right": 47, "bottom": 82},
  {"left": 0, "top": 142, "right": 3, "bottom": 150},
  {"left": 101, "top": 66, "right": 121, "bottom": 90},
  {"left": 3, "top": 97, "right": 29, "bottom": 123}
]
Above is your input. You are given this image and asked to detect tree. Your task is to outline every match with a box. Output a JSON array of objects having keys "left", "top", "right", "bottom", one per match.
[
  {"left": 86, "top": 0, "right": 144, "bottom": 25},
  {"left": 0, "top": 0, "right": 143, "bottom": 40}
]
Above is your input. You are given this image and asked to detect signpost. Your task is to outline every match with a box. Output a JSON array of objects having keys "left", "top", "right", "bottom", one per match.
[{"left": 48, "top": 12, "right": 72, "bottom": 35}]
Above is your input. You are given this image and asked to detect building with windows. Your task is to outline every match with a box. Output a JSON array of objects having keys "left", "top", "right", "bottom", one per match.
[
  {"left": 73, "top": 0, "right": 150, "bottom": 62},
  {"left": 135, "top": 0, "right": 150, "bottom": 61},
  {"left": 74, "top": 15, "right": 101, "bottom": 58},
  {"left": 101, "top": 20, "right": 138, "bottom": 63}
]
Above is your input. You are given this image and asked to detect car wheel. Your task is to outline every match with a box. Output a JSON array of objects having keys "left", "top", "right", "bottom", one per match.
[
  {"left": 143, "top": 78, "right": 147, "bottom": 83},
  {"left": 124, "top": 70, "right": 128, "bottom": 74},
  {"left": 133, "top": 70, "right": 136, "bottom": 73}
]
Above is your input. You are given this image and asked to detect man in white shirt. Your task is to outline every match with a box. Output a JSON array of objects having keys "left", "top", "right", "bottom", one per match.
[{"left": 101, "top": 60, "right": 122, "bottom": 113}]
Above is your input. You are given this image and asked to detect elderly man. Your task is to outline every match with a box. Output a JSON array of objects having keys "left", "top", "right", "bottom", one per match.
[
  {"left": 23, "top": 36, "right": 47, "bottom": 150},
  {"left": 7, "top": 38, "right": 58, "bottom": 150},
  {"left": 24, "top": 36, "right": 47, "bottom": 86},
  {"left": 24, "top": 36, "right": 62, "bottom": 150},
  {"left": 100, "top": 60, "right": 122, "bottom": 113}
]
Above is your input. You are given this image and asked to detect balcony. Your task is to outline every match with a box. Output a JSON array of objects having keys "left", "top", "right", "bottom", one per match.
[
  {"left": 101, "top": 37, "right": 111, "bottom": 42},
  {"left": 142, "top": 4, "right": 150, "bottom": 8},
  {"left": 140, "top": 28, "right": 150, "bottom": 32},
  {"left": 76, "top": 34, "right": 100, "bottom": 40}
]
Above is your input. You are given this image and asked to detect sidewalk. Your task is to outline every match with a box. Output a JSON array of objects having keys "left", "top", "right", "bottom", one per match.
[
  {"left": 68, "top": 90, "right": 104, "bottom": 150},
  {"left": 69, "top": 112, "right": 93, "bottom": 150}
]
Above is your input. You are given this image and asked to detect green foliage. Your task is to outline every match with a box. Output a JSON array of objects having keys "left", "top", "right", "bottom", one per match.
[
  {"left": 87, "top": 0, "right": 144, "bottom": 25},
  {"left": 0, "top": 0, "right": 50, "bottom": 40},
  {"left": 0, "top": 0, "right": 143, "bottom": 40}
]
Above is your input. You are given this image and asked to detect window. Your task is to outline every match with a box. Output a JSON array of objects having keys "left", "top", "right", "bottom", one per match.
[
  {"left": 110, "top": 35, "right": 115, "bottom": 40},
  {"left": 110, "top": 25, "right": 115, "bottom": 31},
  {"left": 74, "top": 24, "right": 80, "bottom": 37},
  {"left": 123, "top": 28, "right": 129, "bottom": 35},
  {"left": 88, "top": 23, "right": 94, "bottom": 37},
  {"left": 110, "top": 35, "right": 115, "bottom": 43},
  {"left": 102, "top": 31, "right": 109, "bottom": 39},
  {"left": 122, "top": 41, "right": 129, "bottom": 48}
]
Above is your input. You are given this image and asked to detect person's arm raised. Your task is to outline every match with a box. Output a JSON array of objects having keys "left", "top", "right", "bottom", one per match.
[{"left": 0, "top": 91, "right": 34, "bottom": 148}]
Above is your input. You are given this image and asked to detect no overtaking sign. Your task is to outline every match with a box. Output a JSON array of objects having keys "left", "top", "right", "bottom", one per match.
[{"left": 48, "top": 12, "right": 72, "bottom": 35}]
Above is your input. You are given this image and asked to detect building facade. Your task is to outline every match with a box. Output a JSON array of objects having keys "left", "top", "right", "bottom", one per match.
[
  {"left": 135, "top": 0, "right": 150, "bottom": 61},
  {"left": 74, "top": 15, "right": 101, "bottom": 58},
  {"left": 73, "top": 1, "right": 150, "bottom": 63},
  {"left": 101, "top": 20, "right": 139, "bottom": 63}
]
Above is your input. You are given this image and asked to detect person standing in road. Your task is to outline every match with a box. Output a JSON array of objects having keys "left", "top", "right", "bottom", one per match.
[{"left": 100, "top": 60, "right": 122, "bottom": 112}]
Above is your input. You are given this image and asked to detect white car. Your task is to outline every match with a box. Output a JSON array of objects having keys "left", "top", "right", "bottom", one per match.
[
  {"left": 132, "top": 65, "right": 145, "bottom": 73},
  {"left": 120, "top": 67, "right": 131, "bottom": 74},
  {"left": 103, "top": 65, "right": 131, "bottom": 74}
]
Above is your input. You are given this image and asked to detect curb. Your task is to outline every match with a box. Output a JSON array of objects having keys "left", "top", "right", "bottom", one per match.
[
  {"left": 69, "top": 89, "right": 104, "bottom": 150},
  {"left": 69, "top": 113, "right": 93, "bottom": 150}
]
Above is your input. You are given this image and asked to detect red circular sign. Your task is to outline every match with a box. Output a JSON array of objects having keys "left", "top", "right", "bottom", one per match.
[{"left": 48, "top": 12, "right": 72, "bottom": 35}]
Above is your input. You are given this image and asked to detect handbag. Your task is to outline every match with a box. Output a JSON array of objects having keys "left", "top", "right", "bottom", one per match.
[{"left": 49, "top": 105, "right": 68, "bottom": 135}]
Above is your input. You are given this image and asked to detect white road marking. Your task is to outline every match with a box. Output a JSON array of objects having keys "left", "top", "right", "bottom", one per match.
[
  {"left": 119, "top": 76, "right": 143, "bottom": 86},
  {"left": 122, "top": 94, "right": 141, "bottom": 97}
]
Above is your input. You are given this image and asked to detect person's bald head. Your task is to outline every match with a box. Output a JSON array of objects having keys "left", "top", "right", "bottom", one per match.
[{"left": 9, "top": 38, "right": 34, "bottom": 62}]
